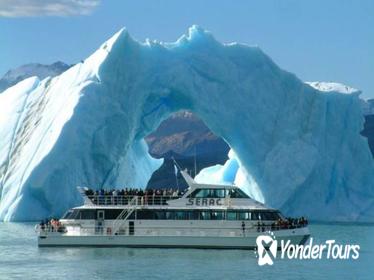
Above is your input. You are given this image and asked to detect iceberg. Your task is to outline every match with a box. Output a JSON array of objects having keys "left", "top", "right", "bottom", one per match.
[{"left": 0, "top": 26, "right": 373, "bottom": 222}]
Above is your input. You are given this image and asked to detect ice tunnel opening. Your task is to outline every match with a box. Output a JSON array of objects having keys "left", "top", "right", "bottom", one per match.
[
  {"left": 144, "top": 110, "right": 230, "bottom": 190},
  {"left": 141, "top": 109, "right": 265, "bottom": 203}
]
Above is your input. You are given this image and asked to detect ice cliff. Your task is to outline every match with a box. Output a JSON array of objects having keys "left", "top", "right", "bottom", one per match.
[{"left": 1, "top": 26, "right": 373, "bottom": 222}]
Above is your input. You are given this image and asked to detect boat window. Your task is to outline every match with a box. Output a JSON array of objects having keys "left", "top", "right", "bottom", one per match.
[
  {"left": 123, "top": 209, "right": 280, "bottom": 221},
  {"left": 129, "top": 209, "right": 280, "bottom": 221},
  {"left": 189, "top": 210, "right": 200, "bottom": 220},
  {"left": 273, "top": 211, "right": 282, "bottom": 220},
  {"left": 199, "top": 211, "right": 211, "bottom": 220},
  {"left": 63, "top": 210, "right": 82, "bottom": 219},
  {"left": 213, "top": 189, "right": 226, "bottom": 198},
  {"left": 260, "top": 211, "right": 281, "bottom": 221},
  {"left": 136, "top": 210, "right": 154, "bottom": 220},
  {"left": 159, "top": 210, "right": 196, "bottom": 220},
  {"left": 175, "top": 211, "right": 187, "bottom": 220},
  {"left": 104, "top": 209, "right": 123, "bottom": 219},
  {"left": 80, "top": 210, "right": 96, "bottom": 219},
  {"left": 188, "top": 189, "right": 203, "bottom": 198},
  {"left": 62, "top": 210, "right": 73, "bottom": 219},
  {"left": 188, "top": 188, "right": 226, "bottom": 198},
  {"left": 226, "top": 211, "right": 237, "bottom": 220},
  {"left": 154, "top": 211, "right": 166, "bottom": 220},
  {"left": 165, "top": 211, "right": 175, "bottom": 220},
  {"left": 211, "top": 211, "right": 225, "bottom": 220},
  {"left": 238, "top": 211, "right": 250, "bottom": 220},
  {"left": 127, "top": 212, "right": 135, "bottom": 220},
  {"left": 251, "top": 211, "right": 260, "bottom": 220},
  {"left": 228, "top": 188, "right": 249, "bottom": 198},
  {"left": 61, "top": 209, "right": 80, "bottom": 219}
]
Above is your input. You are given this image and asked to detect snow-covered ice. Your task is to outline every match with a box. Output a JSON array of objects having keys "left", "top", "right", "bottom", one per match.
[
  {"left": 0, "top": 26, "right": 373, "bottom": 222},
  {"left": 306, "top": 81, "right": 361, "bottom": 95}
]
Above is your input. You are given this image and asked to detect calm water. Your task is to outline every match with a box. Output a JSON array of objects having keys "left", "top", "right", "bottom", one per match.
[{"left": 0, "top": 223, "right": 373, "bottom": 280}]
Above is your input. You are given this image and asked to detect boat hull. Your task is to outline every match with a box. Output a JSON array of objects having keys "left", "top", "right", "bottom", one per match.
[{"left": 38, "top": 227, "right": 310, "bottom": 249}]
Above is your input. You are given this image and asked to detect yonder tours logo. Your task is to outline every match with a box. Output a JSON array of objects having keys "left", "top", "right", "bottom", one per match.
[
  {"left": 255, "top": 232, "right": 360, "bottom": 266},
  {"left": 256, "top": 233, "right": 278, "bottom": 266}
]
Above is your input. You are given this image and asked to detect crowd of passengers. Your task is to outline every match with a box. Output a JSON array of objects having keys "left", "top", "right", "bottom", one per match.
[
  {"left": 84, "top": 188, "right": 185, "bottom": 205},
  {"left": 270, "top": 217, "right": 308, "bottom": 231},
  {"left": 251, "top": 217, "right": 308, "bottom": 232},
  {"left": 39, "top": 218, "right": 66, "bottom": 233}
]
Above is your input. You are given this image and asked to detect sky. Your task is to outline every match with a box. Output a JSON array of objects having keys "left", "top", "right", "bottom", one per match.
[{"left": 1, "top": 0, "right": 373, "bottom": 98}]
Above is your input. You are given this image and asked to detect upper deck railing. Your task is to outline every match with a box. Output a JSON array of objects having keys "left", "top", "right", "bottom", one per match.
[{"left": 86, "top": 194, "right": 183, "bottom": 206}]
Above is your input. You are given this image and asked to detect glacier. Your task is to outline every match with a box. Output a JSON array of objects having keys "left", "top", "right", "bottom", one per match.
[{"left": 1, "top": 26, "right": 374, "bottom": 222}]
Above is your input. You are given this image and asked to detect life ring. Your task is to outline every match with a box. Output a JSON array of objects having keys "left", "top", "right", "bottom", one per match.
[{"left": 107, "top": 227, "right": 112, "bottom": 235}]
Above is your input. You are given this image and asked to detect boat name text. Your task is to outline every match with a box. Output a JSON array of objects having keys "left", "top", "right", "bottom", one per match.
[{"left": 186, "top": 198, "right": 223, "bottom": 206}]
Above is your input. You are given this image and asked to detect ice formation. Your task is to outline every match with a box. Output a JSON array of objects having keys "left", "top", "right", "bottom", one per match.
[
  {"left": 0, "top": 26, "right": 373, "bottom": 222},
  {"left": 195, "top": 150, "right": 264, "bottom": 203},
  {"left": 305, "top": 81, "right": 361, "bottom": 95}
]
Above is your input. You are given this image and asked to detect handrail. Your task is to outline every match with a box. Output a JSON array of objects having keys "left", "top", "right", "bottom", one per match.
[
  {"left": 86, "top": 194, "right": 182, "bottom": 206},
  {"left": 36, "top": 223, "right": 308, "bottom": 237},
  {"left": 111, "top": 196, "right": 138, "bottom": 234},
  {"left": 35, "top": 224, "right": 67, "bottom": 235}
]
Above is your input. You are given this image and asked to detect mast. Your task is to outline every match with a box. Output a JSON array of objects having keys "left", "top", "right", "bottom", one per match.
[{"left": 172, "top": 157, "right": 197, "bottom": 188}]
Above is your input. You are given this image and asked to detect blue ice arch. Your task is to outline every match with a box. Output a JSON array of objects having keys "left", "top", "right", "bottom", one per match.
[{"left": 0, "top": 26, "right": 373, "bottom": 222}]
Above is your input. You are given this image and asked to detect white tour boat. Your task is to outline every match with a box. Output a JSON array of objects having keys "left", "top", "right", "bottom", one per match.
[{"left": 36, "top": 171, "right": 310, "bottom": 248}]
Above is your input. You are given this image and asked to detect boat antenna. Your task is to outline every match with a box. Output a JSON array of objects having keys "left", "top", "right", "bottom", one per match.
[
  {"left": 172, "top": 157, "right": 197, "bottom": 189},
  {"left": 172, "top": 156, "right": 183, "bottom": 171},
  {"left": 172, "top": 157, "right": 180, "bottom": 191}
]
